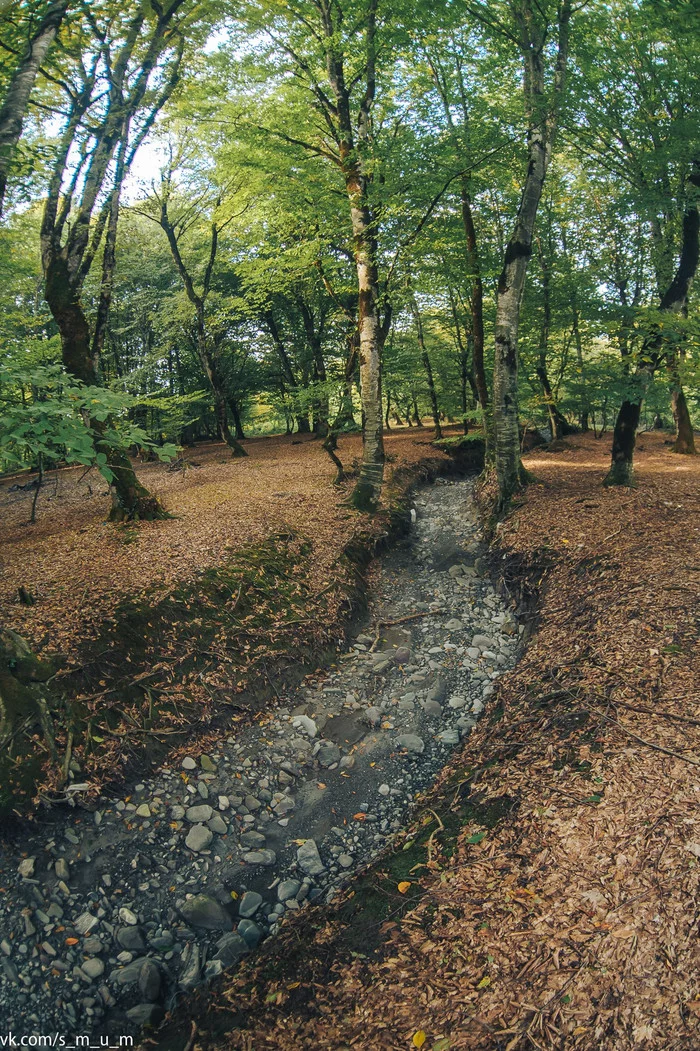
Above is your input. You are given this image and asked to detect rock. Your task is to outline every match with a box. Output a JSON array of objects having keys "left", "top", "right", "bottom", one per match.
[
  {"left": 378, "top": 784, "right": 390, "bottom": 796},
  {"left": 240, "top": 830, "right": 266, "bottom": 849},
  {"left": 317, "top": 741, "right": 341, "bottom": 768},
  {"left": 185, "top": 804, "right": 213, "bottom": 823},
  {"left": 80, "top": 958, "right": 105, "bottom": 981},
  {"left": 178, "top": 943, "right": 201, "bottom": 990},
  {"left": 55, "top": 858, "right": 70, "bottom": 881},
  {"left": 422, "top": 700, "right": 442, "bottom": 717},
  {"left": 445, "top": 618, "right": 463, "bottom": 631},
  {"left": 200, "top": 754, "right": 217, "bottom": 772},
  {"left": 471, "top": 633, "right": 495, "bottom": 650},
  {"left": 437, "top": 729, "right": 460, "bottom": 745},
  {"left": 114, "top": 960, "right": 143, "bottom": 987},
  {"left": 118, "top": 907, "right": 138, "bottom": 927},
  {"left": 394, "top": 646, "right": 411, "bottom": 664},
  {"left": 472, "top": 698, "right": 485, "bottom": 716},
  {"left": 277, "top": 880, "right": 301, "bottom": 902},
  {"left": 363, "top": 706, "right": 382, "bottom": 727},
  {"left": 371, "top": 659, "right": 391, "bottom": 674},
  {"left": 448, "top": 564, "right": 466, "bottom": 577},
  {"left": 215, "top": 932, "right": 249, "bottom": 966},
  {"left": 338, "top": 854, "right": 354, "bottom": 869},
  {"left": 501, "top": 614, "right": 518, "bottom": 636},
  {"left": 18, "top": 858, "right": 35, "bottom": 878},
  {"left": 126, "top": 1003, "right": 164, "bottom": 1027},
  {"left": 243, "top": 850, "right": 276, "bottom": 866},
  {"left": 238, "top": 891, "right": 263, "bottom": 919},
  {"left": 297, "top": 839, "right": 325, "bottom": 877},
  {"left": 82, "top": 936, "right": 102, "bottom": 954},
  {"left": 205, "top": 959, "right": 224, "bottom": 980},
  {"left": 75, "top": 913, "right": 99, "bottom": 936},
  {"left": 182, "top": 757, "right": 197, "bottom": 770},
  {"left": 218, "top": 795, "right": 230, "bottom": 810},
  {"left": 339, "top": 755, "right": 356, "bottom": 770},
  {"left": 292, "top": 715, "right": 317, "bottom": 737},
  {"left": 426, "top": 678, "right": 447, "bottom": 703},
  {"left": 179, "top": 895, "right": 232, "bottom": 931},
  {"left": 448, "top": 695, "right": 467, "bottom": 709},
  {"left": 395, "top": 734, "right": 425, "bottom": 755},
  {"left": 207, "top": 814, "right": 228, "bottom": 835},
  {"left": 117, "top": 926, "right": 146, "bottom": 952},
  {"left": 138, "top": 959, "right": 161, "bottom": 1002},
  {"left": 185, "top": 825, "right": 213, "bottom": 853},
  {"left": 238, "top": 919, "right": 263, "bottom": 949},
  {"left": 135, "top": 804, "right": 151, "bottom": 818}
]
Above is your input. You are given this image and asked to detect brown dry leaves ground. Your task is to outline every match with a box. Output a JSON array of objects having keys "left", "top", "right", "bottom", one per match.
[
  {"left": 161, "top": 432, "right": 700, "bottom": 1051},
  {"left": 0, "top": 429, "right": 445, "bottom": 809},
  {"left": 0, "top": 430, "right": 438, "bottom": 654}
]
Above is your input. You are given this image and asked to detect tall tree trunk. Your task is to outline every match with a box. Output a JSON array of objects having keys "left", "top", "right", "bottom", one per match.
[
  {"left": 670, "top": 384, "right": 695, "bottom": 454},
  {"left": 44, "top": 257, "right": 163, "bottom": 520},
  {"left": 347, "top": 185, "right": 385, "bottom": 510},
  {"left": 411, "top": 297, "right": 441, "bottom": 438},
  {"left": 605, "top": 166, "right": 700, "bottom": 484},
  {"left": 194, "top": 308, "right": 246, "bottom": 457},
  {"left": 0, "top": 0, "right": 67, "bottom": 216},
  {"left": 492, "top": 0, "right": 572, "bottom": 509},
  {"left": 229, "top": 397, "right": 246, "bottom": 441},
  {"left": 460, "top": 182, "right": 488, "bottom": 418},
  {"left": 265, "top": 311, "right": 310, "bottom": 433}
]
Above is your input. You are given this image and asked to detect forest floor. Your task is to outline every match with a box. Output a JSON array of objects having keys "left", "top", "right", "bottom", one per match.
[
  {"left": 138, "top": 430, "right": 700, "bottom": 1051},
  {"left": 1, "top": 427, "right": 472, "bottom": 815}
]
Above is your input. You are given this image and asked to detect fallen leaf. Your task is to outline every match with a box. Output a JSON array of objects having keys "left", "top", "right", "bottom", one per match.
[
  {"left": 398, "top": 881, "right": 411, "bottom": 894},
  {"left": 413, "top": 1032, "right": 426, "bottom": 1048}
]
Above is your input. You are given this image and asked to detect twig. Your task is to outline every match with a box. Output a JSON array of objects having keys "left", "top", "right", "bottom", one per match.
[
  {"left": 368, "top": 609, "right": 446, "bottom": 652},
  {"left": 598, "top": 713, "right": 700, "bottom": 767},
  {"left": 425, "top": 808, "right": 445, "bottom": 864},
  {"left": 183, "top": 1020, "right": 198, "bottom": 1051},
  {"left": 612, "top": 698, "right": 700, "bottom": 728}
]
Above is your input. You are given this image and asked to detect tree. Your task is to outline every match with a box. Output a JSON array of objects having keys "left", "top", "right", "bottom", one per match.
[
  {"left": 471, "top": 0, "right": 573, "bottom": 508},
  {"left": 147, "top": 161, "right": 248, "bottom": 457},
  {"left": 40, "top": 0, "right": 188, "bottom": 518},
  {"left": 0, "top": 0, "right": 68, "bottom": 216}
]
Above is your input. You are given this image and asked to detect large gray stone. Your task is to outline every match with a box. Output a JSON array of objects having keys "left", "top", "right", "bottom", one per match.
[
  {"left": 317, "top": 741, "right": 341, "bottom": 768},
  {"left": 215, "top": 931, "right": 249, "bottom": 966},
  {"left": 185, "top": 825, "right": 213, "bottom": 853},
  {"left": 185, "top": 804, "right": 213, "bottom": 823},
  {"left": 297, "top": 839, "right": 325, "bottom": 877},
  {"left": 395, "top": 734, "right": 425, "bottom": 754},
  {"left": 238, "top": 891, "right": 263, "bottom": 918},
  {"left": 179, "top": 894, "right": 231, "bottom": 930},
  {"left": 138, "top": 959, "right": 161, "bottom": 1002}
]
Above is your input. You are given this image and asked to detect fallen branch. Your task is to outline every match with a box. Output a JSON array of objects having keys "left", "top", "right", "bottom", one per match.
[{"left": 369, "top": 609, "right": 446, "bottom": 651}]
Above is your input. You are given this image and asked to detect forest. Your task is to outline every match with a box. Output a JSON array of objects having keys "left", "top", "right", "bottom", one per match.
[{"left": 0, "top": 1, "right": 699, "bottom": 1050}]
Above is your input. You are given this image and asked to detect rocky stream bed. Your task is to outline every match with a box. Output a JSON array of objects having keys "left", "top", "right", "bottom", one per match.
[{"left": 0, "top": 477, "right": 523, "bottom": 1041}]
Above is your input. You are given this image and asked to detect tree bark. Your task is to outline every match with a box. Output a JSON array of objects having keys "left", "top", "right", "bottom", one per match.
[
  {"left": 265, "top": 311, "right": 310, "bottom": 433},
  {"left": 492, "top": 0, "right": 572, "bottom": 509},
  {"left": 670, "top": 379, "right": 696, "bottom": 454},
  {"left": 411, "top": 297, "right": 441, "bottom": 438},
  {"left": 0, "top": 0, "right": 68, "bottom": 216},
  {"left": 605, "top": 165, "right": 700, "bottom": 483},
  {"left": 159, "top": 199, "right": 247, "bottom": 458}
]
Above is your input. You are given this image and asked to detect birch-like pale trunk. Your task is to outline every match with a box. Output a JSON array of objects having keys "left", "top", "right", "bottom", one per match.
[
  {"left": 492, "top": 0, "right": 572, "bottom": 508},
  {"left": 349, "top": 186, "right": 385, "bottom": 508},
  {"left": 0, "top": 0, "right": 67, "bottom": 216}
]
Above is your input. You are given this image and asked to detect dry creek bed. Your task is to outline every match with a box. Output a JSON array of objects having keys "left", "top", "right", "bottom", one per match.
[{"left": 0, "top": 476, "right": 523, "bottom": 1040}]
